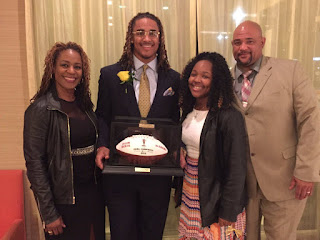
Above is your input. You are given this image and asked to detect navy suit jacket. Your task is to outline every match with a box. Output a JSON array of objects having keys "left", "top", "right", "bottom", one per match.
[{"left": 96, "top": 62, "right": 180, "bottom": 148}]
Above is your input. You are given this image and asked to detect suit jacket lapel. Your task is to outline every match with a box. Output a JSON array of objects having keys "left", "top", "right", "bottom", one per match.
[
  {"left": 119, "top": 76, "right": 140, "bottom": 116},
  {"left": 200, "top": 111, "right": 217, "bottom": 152},
  {"left": 232, "top": 56, "right": 272, "bottom": 110},
  {"left": 148, "top": 70, "right": 167, "bottom": 116},
  {"left": 246, "top": 56, "right": 272, "bottom": 109},
  {"left": 121, "top": 68, "right": 168, "bottom": 118}
]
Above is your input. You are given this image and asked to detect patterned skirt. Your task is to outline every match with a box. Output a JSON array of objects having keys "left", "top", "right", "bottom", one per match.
[{"left": 178, "top": 157, "right": 246, "bottom": 240}]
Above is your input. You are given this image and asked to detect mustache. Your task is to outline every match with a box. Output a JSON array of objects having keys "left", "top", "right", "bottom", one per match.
[{"left": 238, "top": 50, "right": 251, "bottom": 55}]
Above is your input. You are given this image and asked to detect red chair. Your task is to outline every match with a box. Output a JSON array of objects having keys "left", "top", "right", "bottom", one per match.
[{"left": 0, "top": 170, "right": 26, "bottom": 240}]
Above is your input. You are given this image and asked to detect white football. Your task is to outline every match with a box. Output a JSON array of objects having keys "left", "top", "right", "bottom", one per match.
[{"left": 116, "top": 135, "right": 168, "bottom": 164}]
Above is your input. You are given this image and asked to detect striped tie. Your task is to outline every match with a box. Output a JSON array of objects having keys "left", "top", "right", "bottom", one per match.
[
  {"left": 241, "top": 70, "right": 252, "bottom": 107},
  {"left": 138, "top": 64, "right": 150, "bottom": 118}
]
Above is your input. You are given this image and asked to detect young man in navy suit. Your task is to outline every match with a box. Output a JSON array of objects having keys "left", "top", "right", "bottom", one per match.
[{"left": 95, "top": 12, "right": 180, "bottom": 240}]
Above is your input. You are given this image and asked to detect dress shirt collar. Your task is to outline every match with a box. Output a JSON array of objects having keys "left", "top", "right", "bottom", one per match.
[
  {"left": 133, "top": 55, "right": 157, "bottom": 72},
  {"left": 235, "top": 56, "right": 263, "bottom": 81}
]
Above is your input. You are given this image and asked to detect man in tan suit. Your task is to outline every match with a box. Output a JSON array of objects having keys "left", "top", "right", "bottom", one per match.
[{"left": 231, "top": 20, "right": 320, "bottom": 239}]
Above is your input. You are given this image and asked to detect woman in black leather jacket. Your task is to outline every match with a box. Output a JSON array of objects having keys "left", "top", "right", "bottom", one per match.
[
  {"left": 23, "top": 42, "right": 105, "bottom": 240},
  {"left": 177, "top": 52, "right": 247, "bottom": 239}
]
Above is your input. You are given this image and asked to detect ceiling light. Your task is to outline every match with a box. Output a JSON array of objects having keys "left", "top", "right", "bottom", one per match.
[
  {"left": 217, "top": 34, "right": 223, "bottom": 40},
  {"left": 233, "top": 7, "right": 246, "bottom": 26}
]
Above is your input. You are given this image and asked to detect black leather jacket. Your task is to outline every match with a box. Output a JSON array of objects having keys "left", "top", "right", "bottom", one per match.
[
  {"left": 178, "top": 106, "right": 247, "bottom": 227},
  {"left": 23, "top": 87, "right": 98, "bottom": 225}
]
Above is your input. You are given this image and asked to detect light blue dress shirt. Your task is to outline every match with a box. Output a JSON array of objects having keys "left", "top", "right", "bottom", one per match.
[{"left": 133, "top": 55, "right": 158, "bottom": 105}]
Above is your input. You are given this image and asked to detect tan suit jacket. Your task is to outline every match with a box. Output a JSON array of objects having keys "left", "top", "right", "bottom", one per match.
[{"left": 233, "top": 56, "right": 320, "bottom": 201}]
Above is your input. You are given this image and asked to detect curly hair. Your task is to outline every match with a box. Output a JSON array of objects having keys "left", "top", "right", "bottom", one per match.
[
  {"left": 179, "top": 52, "right": 234, "bottom": 117},
  {"left": 118, "top": 12, "right": 170, "bottom": 71},
  {"left": 31, "top": 41, "right": 93, "bottom": 111}
]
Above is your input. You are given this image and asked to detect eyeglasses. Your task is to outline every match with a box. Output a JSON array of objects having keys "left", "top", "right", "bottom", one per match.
[{"left": 132, "top": 30, "right": 160, "bottom": 38}]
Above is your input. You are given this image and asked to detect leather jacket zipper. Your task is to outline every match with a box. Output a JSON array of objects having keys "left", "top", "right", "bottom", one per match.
[
  {"left": 66, "top": 114, "right": 76, "bottom": 204},
  {"left": 86, "top": 111, "right": 99, "bottom": 184},
  {"left": 48, "top": 107, "right": 75, "bottom": 204}
]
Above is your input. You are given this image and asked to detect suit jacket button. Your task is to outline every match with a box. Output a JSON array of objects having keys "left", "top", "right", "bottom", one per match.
[{"left": 251, "top": 153, "right": 255, "bottom": 157}]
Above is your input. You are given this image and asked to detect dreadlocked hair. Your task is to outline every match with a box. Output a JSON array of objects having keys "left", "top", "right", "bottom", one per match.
[
  {"left": 179, "top": 52, "right": 234, "bottom": 117},
  {"left": 118, "top": 12, "right": 170, "bottom": 71},
  {"left": 31, "top": 41, "right": 93, "bottom": 111}
]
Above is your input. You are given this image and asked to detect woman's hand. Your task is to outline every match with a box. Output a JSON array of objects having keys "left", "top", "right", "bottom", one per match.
[
  {"left": 95, "top": 146, "right": 110, "bottom": 169},
  {"left": 180, "top": 147, "right": 187, "bottom": 169},
  {"left": 218, "top": 217, "right": 234, "bottom": 227},
  {"left": 45, "top": 216, "right": 66, "bottom": 235}
]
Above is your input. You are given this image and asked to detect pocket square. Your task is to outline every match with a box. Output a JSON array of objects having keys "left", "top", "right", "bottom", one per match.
[{"left": 163, "top": 87, "right": 175, "bottom": 96}]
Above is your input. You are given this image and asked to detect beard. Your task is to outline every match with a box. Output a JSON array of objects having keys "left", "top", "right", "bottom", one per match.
[{"left": 235, "top": 52, "right": 253, "bottom": 67}]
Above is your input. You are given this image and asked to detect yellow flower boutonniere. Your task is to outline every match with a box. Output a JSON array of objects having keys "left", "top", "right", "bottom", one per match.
[{"left": 117, "top": 70, "right": 136, "bottom": 93}]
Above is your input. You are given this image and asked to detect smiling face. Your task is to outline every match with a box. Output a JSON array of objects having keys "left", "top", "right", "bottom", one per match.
[
  {"left": 188, "top": 60, "right": 212, "bottom": 105},
  {"left": 132, "top": 17, "right": 160, "bottom": 64},
  {"left": 232, "top": 21, "right": 266, "bottom": 71},
  {"left": 54, "top": 49, "right": 82, "bottom": 100}
]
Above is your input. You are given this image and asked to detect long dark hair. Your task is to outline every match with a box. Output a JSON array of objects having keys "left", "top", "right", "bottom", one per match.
[
  {"left": 180, "top": 52, "right": 234, "bottom": 117},
  {"left": 118, "top": 12, "right": 170, "bottom": 71},
  {"left": 31, "top": 42, "right": 93, "bottom": 111}
]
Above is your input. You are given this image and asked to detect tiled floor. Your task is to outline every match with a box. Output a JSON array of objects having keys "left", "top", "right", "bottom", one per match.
[
  {"left": 105, "top": 190, "right": 180, "bottom": 239},
  {"left": 162, "top": 192, "right": 180, "bottom": 239}
]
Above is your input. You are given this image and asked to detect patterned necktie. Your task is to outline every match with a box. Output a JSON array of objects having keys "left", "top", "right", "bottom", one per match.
[
  {"left": 138, "top": 64, "right": 151, "bottom": 118},
  {"left": 241, "top": 70, "right": 252, "bottom": 107}
]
